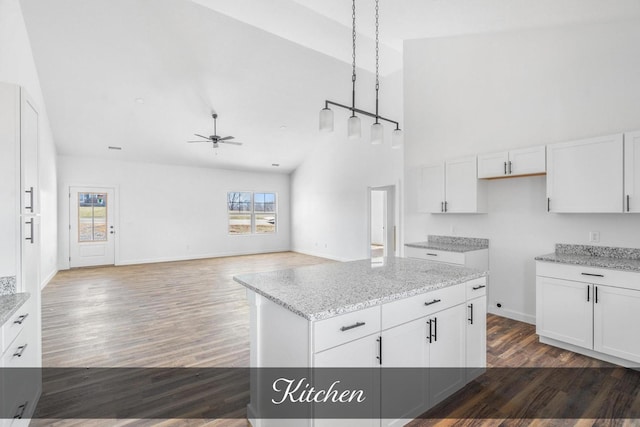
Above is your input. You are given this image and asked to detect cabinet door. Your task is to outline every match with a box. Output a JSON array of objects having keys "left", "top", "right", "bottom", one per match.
[
  {"left": 381, "top": 317, "right": 429, "bottom": 426},
  {"left": 445, "top": 157, "right": 483, "bottom": 213},
  {"left": 509, "top": 145, "right": 546, "bottom": 176},
  {"left": 20, "top": 90, "right": 39, "bottom": 216},
  {"left": 314, "top": 335, "right": 380, "bottom": 427},
  {"left": 536, "top": 276, "right": 592, "bottom": 349},
  {"left": 547, "top": 134, "right": 623, "bottom": 213},
  {"left": 419, "top": 164, "right": 444, "bottom": 213},
  {"left": 477, "top": 151, "right": 509, "bottom": 179},
  {"left": 428, "top": 304, "right": 466, "bottom": 406},
  {"left": 465, "top": 295, "right": 486, "bottom": 382},
  {"left": 624, "top": 131, "right": 640, "bottom": 213},
  {"left": 593, "top": 285, "right": 640, "bottom": 363}
]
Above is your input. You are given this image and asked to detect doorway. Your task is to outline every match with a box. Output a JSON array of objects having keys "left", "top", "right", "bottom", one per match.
[
  {"left": 369, "top": 185, "right": 396, "bottom": 258},
  {"left": 69, "top": 186, "right": 116, "bottom": 267}
]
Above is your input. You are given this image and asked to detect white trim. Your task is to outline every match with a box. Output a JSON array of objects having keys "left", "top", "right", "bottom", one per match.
[
  {"left": 290, "top": 248, "right": 352, "bottom": 262},
  {"left": 114, "top": 248, "right": 293, "bottom": 266},
  {"left": 539, "top": 336, "right": 640, "bottom": 368},
  {"left": 40, "top": 268, "right": 58, "bottom": 290},
  {"left": 488, "top": 305, "right": 535, "bottom": 325}
]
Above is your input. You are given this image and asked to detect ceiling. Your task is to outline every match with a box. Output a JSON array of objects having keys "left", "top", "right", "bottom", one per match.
[{"left": 20, "top": 0, "right": 640, "bottom": 173}]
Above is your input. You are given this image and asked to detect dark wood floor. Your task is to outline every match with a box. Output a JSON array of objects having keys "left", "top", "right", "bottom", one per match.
[{"left": 33, "top": 252, "right": 638, "bottom": 426}]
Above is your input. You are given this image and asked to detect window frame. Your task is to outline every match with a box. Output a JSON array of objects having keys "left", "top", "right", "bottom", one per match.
[{"left": 227, "top": 191, "right": 277, "bottom": 235}]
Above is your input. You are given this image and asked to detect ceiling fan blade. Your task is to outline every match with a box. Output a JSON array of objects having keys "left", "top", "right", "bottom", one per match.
[
  {"left": 187, "top": 140, "right": 207, "bottom": 143},
  {"left": 217, "top": 136, "right": 235, "bottom": 141},
  {"left": 221, "top": 141, "right": 243, "bottom": 146},
  {"left": 194, "top": 134, "right": 211, "bottom": 140}
]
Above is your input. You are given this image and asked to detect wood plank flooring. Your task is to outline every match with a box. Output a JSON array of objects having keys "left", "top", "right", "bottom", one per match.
[{"left": 32, "top": 252, "right": 638, "bottom": 426}]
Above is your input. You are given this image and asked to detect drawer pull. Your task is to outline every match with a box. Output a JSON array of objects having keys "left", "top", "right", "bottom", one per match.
[
  {"left": 581, "top": 273, "right": 604, "bottom": 278},
  {"left": 13, "top": 344, "right": 27, "bottom": 358},
  {"left": 340, "top": 322, "right": 365, "bottom": 332},
  {"left": 472, "top": 285, "right": 486, "bottom": 290},
  {"left": 14, "top": 402, "right": 27, "bottom": 419},
  {"left": 426, "top": 253, "right": 438, "bottom": 257},
  {"left": 376, "top": 336, "right": 382, "bottom": 365},
  {"left": 468, "top": 303, "right": 474, "bottom": 324},
  {"left": 432, "top": 317, "right": 438, "bottom": 342},
  {"left": 424, "top": 299, "right": 442, "bottom": 306},
  {"left": 427, "top": 319, "right": 433, "bottom": 343},
  {"left": 14, "top": 313, "right": 29, "bottom": 324}
]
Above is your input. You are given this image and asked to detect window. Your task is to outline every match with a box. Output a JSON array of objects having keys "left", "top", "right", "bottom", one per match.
[
  {"left": 228, "top": 192, "right": 276, "bottom": 234},
  {"left": 78, "top": 192, "right": 108, "bottom": 242}
]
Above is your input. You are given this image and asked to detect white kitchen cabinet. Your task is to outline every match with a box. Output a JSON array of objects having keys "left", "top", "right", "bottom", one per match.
[
  {"left": 624, "top": 131, "right": 640, "bottom": 213},
  {"left": 536, "top": 276, "right": 593, "bottom": 349},
  {"left": 536, "top": 261, "right": 640, "bottom": 365},
  {"left": 465, "top": 292, "right": 486, "bottom": 382},
  {"left": 419, "top": 157, "right": 487, "bottom": 213},
  {"left": 546, "top": 133, "right": 624, "bottom": 213},
  {"left": 593, "top": 285, "right": 640, "bottom": 363},
  {"left": 477, "top": 145, "right": 546, "bottom": 179}
]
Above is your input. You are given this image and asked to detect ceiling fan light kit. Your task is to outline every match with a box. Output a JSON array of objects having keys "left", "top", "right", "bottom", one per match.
[
  {"left": 318, "top": 0, "right": 402, "bottom": 148},
  {"left": 188, "top": 113, "right": 243, "bottom": 149}
]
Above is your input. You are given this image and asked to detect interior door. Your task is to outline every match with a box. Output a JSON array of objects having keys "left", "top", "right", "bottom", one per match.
[{"left": 69, "top": 187, "right": 115, "bottom": 267}]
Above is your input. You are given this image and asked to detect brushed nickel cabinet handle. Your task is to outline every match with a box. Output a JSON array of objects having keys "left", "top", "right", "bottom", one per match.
[
  {"left": 25, "top": 218, "right": 35, "bottom": 244},
  {"left": 25, "top": 187, "right": 34, "bottom": 213},
  {"left": 340, "top": 322, "right": 365, "bottom": 332}
]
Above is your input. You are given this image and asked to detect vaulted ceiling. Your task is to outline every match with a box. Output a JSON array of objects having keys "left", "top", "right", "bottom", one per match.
[{"left": 20, "top": 0, "right": 640, "bottom": 173}]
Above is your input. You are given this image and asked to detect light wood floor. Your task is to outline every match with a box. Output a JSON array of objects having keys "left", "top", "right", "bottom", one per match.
[{"left": 33, "top": 252, "right": 637, "bottom": 426}]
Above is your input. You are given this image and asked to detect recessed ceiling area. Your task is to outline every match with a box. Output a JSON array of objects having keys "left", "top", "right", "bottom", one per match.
[{"left": 20, "top": 0, "right": 640, "bottom": 173}]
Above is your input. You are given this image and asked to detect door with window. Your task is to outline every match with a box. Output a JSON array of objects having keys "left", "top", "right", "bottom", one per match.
[{"left": 69, "top": 187, "right": 115, "bottom": 267}]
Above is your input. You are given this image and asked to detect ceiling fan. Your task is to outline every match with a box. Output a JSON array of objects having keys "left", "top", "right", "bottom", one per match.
[{"left": 188, "top": 113, "right": 243, "bottom": 148}]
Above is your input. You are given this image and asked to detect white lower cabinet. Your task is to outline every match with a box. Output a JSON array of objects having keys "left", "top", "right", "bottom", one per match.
[
  {"left": 536, "top": 261, "right": 640, "bottom": 365},
  {"left": 465, "top": 294, "right": 487, "bottom": 382}
]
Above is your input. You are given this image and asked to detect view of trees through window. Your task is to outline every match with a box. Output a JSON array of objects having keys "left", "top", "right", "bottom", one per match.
[{"left": 227, "top": 192, "right": 276, "bottom": 234}]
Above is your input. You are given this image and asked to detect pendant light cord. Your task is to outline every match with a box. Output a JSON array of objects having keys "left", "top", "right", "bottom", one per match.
[
  {"left": 351, "top": 0, "right": 357, "bottom": 116},
  {"left": 374, "top": 0, "right": 380, "bottom": 124}
]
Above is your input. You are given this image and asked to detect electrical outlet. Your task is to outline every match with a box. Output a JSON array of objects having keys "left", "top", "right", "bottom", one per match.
[{"left": 589, "top": 231, "right": 600, "bottom": 243}]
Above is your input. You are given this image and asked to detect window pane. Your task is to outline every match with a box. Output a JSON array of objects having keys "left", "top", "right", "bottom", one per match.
[
  {"left": 254, "top": 193, "right": 265, "bottom": 212},
  {"left": 229, "top": 213, "right": 251, "bottom": 234},
  {"left": 256, "top": 214, "right": 276, "bottom": 234},
  {"left": 78, "top": 192, "right": 108, "bottom": 242},
  {"left": 263, "top": 193, "right": 276, "bottom": 213},
  {"left": 227, "top": 192, "right": 252, "bottom": 212}
]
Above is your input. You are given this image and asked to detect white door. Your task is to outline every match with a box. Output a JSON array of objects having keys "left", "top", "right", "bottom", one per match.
[
  {"left": 428, "top": 304, "right": 466, "bottom": 406},
  {"left": 69, "top": 187, "right": 115, "bottom": 267},
  {"left": 593, "top": 285, "right": 640, "bottom": 363},
  {"left": 465, "top": 295, "right": 487, "bottom": 382},
  {"left": 381, "top": 317, "right": 430, "bottom": 427},
  {"left": 509, "top": 145, "right": 546, "bottom": 177},
  {"left": 477, "top": 151, "right": 509, "bottom": 179},
  {"left": 444, "top": 157, "right": 478, "bottom": 213},
  {"left": 624, "top": 131, "right": 640, "bottom": 213},
  {"left": 536, "top": 276, "right": 593, "bottom": 349},
  {"left": 21, "top": 91, "right": 39, "bottom": 216},
  {"left": 546, "top": 134, "right": 623, "bottom": 213}
]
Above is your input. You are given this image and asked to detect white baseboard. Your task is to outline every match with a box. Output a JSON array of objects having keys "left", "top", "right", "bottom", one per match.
[
  {"left": 40, "top": 268, "right": 58, "bottom": 290},
  {"left": 539, "top": 336, "right": 640, "bottom": 367},
  {"left": 116, "top": 248, "right": 293, "bottom": 266},
  {"left": 488, "top": 305, "right": 535, "bottom": 325},
  {"left": 290, "top": 247, "right": 353, "bottom": 262}
]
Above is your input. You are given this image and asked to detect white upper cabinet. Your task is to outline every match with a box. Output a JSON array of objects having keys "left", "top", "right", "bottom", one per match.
[
  {"left": 419, "top": 157, "right": 487, "bottom": 213},
  {"left": 477, "top": 145, "right": 546, "bottom": 179},
  {"left": 624, "top": 131, "right": 640, "bottom": 213},
  {"left": 546, "top": 133, "right": 623, "bottom": 213}
]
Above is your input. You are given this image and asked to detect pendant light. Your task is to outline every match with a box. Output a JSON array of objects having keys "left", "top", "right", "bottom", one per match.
[{"left": 319, "top": 0, "right": 402, "bottom": 145}]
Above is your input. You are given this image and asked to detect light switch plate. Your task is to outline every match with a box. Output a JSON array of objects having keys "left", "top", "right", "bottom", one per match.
[{"left": 589, "top": 231, "right": 600, "bottom": 243}]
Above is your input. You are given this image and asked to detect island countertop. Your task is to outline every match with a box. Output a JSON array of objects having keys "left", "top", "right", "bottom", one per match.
[{"left": 233, "top": 257, "right": 487, "bottom": 321}]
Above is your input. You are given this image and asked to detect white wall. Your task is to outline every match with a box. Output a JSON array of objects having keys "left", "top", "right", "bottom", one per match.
[
  {"left": 57, "top": 156, "right": 291, "bottom": 268},
  {"left": 0, "top": 0, "right": 58, "bottom": 287},
  {"left": 404, "top": 19, "right": 640, "bottom": 323},
  {"left": 291, "top": 69, "right": 404, "bottom": 262}
]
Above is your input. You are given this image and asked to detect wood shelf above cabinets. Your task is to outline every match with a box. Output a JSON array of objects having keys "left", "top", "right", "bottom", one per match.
[{"left": 477, "top": 145, "right": 546, "bottom": 179}]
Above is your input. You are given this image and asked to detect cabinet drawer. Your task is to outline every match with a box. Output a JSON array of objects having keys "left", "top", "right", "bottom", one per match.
[
  {"left": 405, "top": 247, "right": 465, "bottom": 265},
  {"left": 536, "top": 261, "right": 640, "bottom": 291},
  {"left": 382, "top": 284, "right": 465, "bottom": 330},
  {"left": 466, "top": 277, "right": 487, "bottom": 299},
  {"left": 2, "top": 307, "right": 30, "bottom": 353},
  {"left": 3, "top": 334, "right": 31, "bottom": 368},
  {"left": 314, "top": 306, "right": 381, "bottom": 353}
]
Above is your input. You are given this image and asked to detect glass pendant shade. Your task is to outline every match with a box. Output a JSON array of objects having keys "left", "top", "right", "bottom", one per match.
[
  {"left": 370, "top": 122, "right": 384, "bottom": 145},
  {"left": 319, "top": 107, "right": 334, "bottom": 132},
  {"left": 347, "top": 115, "right": 361, "bottom": 139},
  {"left": 391, "top": 128, "right": 403, "bottom": 149}
]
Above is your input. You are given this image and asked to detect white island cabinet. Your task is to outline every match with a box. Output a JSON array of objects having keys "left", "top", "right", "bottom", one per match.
[{"left": 234, "top": 258, "right": 488, "bottom": 427}]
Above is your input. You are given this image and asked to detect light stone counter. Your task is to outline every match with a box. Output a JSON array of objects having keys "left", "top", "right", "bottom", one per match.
[
  {"left": 406, "top": 235, "right": 489, "bottom": 253},
  {"left": 535, "top": 243, "right": 640, "bottom": 273},
  {"left": 233, "top": 257, "right": 486, "bottom": 321},
  {"left": 0, "top": 292, "right": 29, "bottom": 325}
]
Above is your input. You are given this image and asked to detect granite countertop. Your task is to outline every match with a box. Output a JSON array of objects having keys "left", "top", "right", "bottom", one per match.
[
  {"left": 234, "top": 257, "right": 487, "bottom": 321},
  {"left": 535, "top": 244, "right": 640, "bottom": 273},
  {"left": 406, "top": 235, "right": 489, "bottom": 253},
  {"left": 0, "top": 293, "right": 30, "bottom": 325}
]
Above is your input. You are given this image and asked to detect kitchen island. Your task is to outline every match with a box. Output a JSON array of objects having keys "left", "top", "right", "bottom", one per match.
[{"left": 234, "top": 257, "right": 488, "bottom": 427}]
